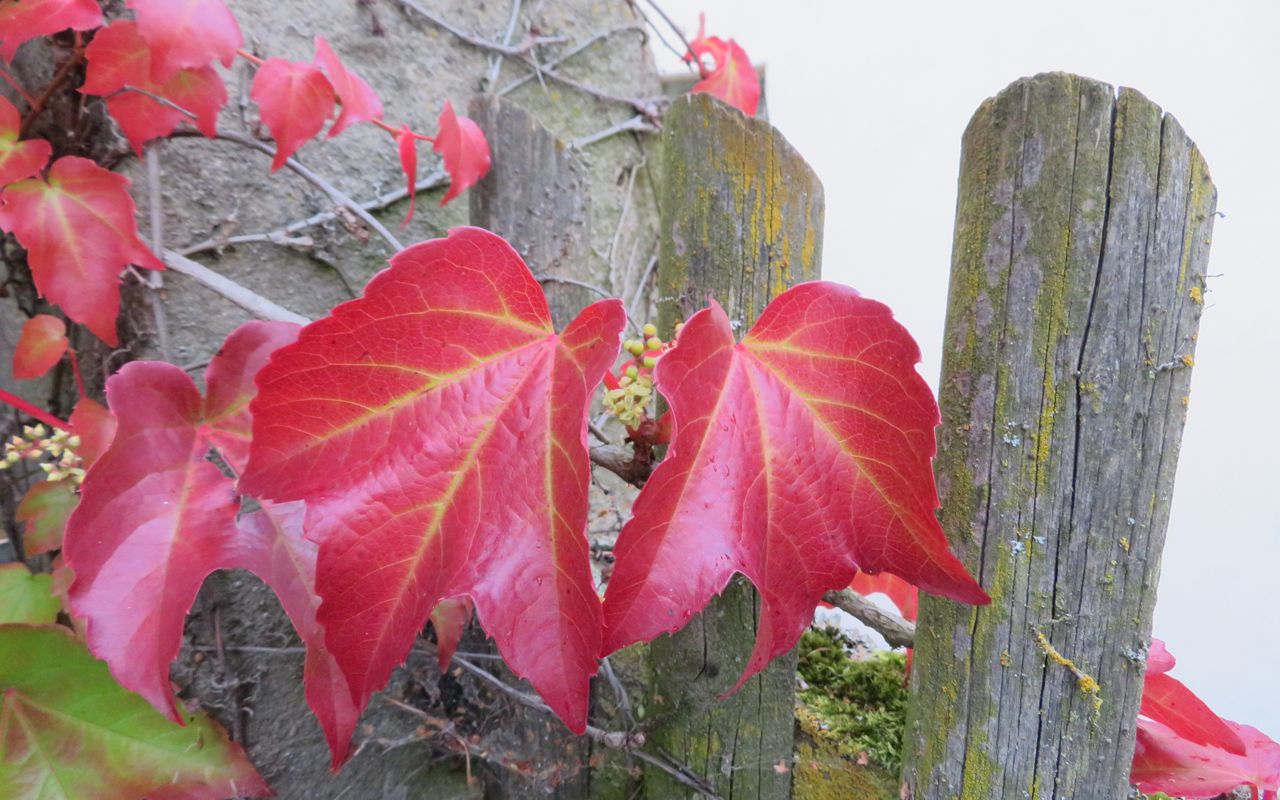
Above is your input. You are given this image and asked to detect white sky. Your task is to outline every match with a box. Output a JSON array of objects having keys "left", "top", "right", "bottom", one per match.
[{"left": 655, "top": 0, "right": 1280, "bottom": 736}]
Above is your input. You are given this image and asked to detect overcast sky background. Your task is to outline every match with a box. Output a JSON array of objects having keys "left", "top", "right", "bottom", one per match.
[{"left": 654, "top": 0, "right": 1279, "bottom": 735}]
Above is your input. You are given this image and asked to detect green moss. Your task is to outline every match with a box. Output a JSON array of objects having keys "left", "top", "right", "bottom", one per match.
[{"left": 796, "top": 627, "right": 909, "bottom": 775}]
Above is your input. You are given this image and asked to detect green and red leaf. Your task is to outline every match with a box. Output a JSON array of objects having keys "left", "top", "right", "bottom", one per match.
[
  {"left": 15, "top": 480, "right": 78, "bottom": 556},
  {"left": 0, "top": 564, "right": 60, "bottom": 625},
  {"left": 0, "top": 156, "right": 163, "bottom": 345},
  {"left": 429, "top": 597, "right": 473, "bottom": 670},
  {"left": 0, "top": 624, "right": 269, "bottom": 799},
  {"left": 241, "top": 226, "right": 625, "bottom": 734},
  {"left": 602, "top": 284, "right": 987, "bottom": 690}
]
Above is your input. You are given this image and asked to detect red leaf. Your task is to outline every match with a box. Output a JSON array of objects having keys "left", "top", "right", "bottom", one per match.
[
  {"left": 234, "top": 500, "right": 358, "bottom": 770},
  {"left": 0, "top": 156, "right": 164, "bottom": 345},
  {"left": 602, "top": 285, "right": 987, "bottom": 690},
  {"left": 0, "top": 0, "right": 102, "bottom": 63},
  {"left": 685, "top": 14, "right": 759, "bottom": 116},
  {"left": 82, "top": 20, "right": 225, "bottom": 155},
  {"left": 126, "top": 0, "right": 242, "bottom": 81},
  {"left": 202, "top": 320, "right": 301, "bottom": 473},
  {"left": 250, "top": 58, "right": 336, "bottom": 171},
  {"left": 1148, "top": 637, "right": 1176, "bottom": 675},
  {"left": 430, "top": 597, "right": 473, "bottom": 670},
  {"left": 12, "top": 314, "right": 67, "bottom": 380},
  {"left": 396, "top": 124, "right": 418, "bottom": 226},
  {"left": 312, "top": 36, "right": 382, "bottom": 138},
  {"left": 1142, "top": 672, "right": 1249, "bottom": 756},
  {"left": 240, "top": 227, "right": 625, "bottom": 734},
  {"left": 433, "top": 101, "right": 490, "bottom": 206},
  {"left": 1133, "top": 718, "right": 1280, "bottom": 799},
  {"left": 0, "top": 96, "right": 50, "bottom": 186},
  {"left": 64, "top": 361, "right": 241, "bottom": 721},
  {"left": 68, "top": 397, "right": 116, "bottom": 468},
  {"left": 850, "top": 572, "right": 919, "bottom": 622},
  {"left": 16, "top": 479, "right": 78, "bottom": 555}
]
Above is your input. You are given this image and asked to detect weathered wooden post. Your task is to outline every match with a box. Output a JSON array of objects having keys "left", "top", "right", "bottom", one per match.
[
  {"left": 646, "top": 92, "right": 824, "bottom": 799},
  {"left": 902, "top": 73, "right": 1215, "bottom": 798}
]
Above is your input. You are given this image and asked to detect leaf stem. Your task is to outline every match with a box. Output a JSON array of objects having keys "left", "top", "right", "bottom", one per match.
[
  {"left": 67, "top": 348, "right": 85, "bottom": 401},
  {"left": 0, "top": 65, "right": 37, "bottom": 108},
  {"left": 0, "top": 388, "right": 70, "bottom": 432}
]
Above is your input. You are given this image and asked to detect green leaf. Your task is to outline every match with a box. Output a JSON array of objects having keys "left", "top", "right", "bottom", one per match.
[
  {"left": 0, "top": 565, "right": 60, "bottom": 625},
  {"left": 15, "top": 481, "right": 79, "bottom": 557},
  {"left": 0, "top": 624, "right": 270, "bottom": 799}
]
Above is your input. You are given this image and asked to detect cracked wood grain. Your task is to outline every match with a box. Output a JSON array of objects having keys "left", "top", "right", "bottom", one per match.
[{"left": 901, "top": 72, "right": 1215, "bottom": 800}]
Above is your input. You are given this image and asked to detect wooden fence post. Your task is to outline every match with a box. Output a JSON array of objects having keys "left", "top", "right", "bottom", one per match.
[
  {"left": 902, "top": 73, "right": 1216, "bottom": 799},
  {"left": 646, "top": 92, "right": 824, "bottom": 799}
]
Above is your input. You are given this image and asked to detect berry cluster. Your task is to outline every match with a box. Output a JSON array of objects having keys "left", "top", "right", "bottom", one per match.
[
  {"left": 1, "top": 424, "right": 84, "bottom": 483},
  {"left": 602, "top": 322, "right": 682, "bottom": 431}
]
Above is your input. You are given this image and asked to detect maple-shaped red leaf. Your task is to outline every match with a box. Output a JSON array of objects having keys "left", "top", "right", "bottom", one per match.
[
  {"left": 685, "top": 14, "right": 760, "bottom": 116},
  {"left": 433, "top": 101, "right": 490, "bottom": 206},
  {"left": 1133, "top": 718, "right": 1280, "bottom": 799},
  {"left": 396, "top": 124, "right": 419, "bottom": 226},
  {"left": 16, "top": 479, "right": 78, "bottom": 555},
  {"left": 0, "top": 0, "right": 102, "bottom": 63},
  {"left": 68, "top": 397, "right": 116, "bottom": 468},
  {"left": 64, "top": 361, "right": 241, "bottom": 721},
  {"left": 1142, "top": 672, "right": 1248, "bottom": 756},
  {"left": 602, "top": 284, "right": 988, "bottom": 689},
  {"left": 12, "top": 314, "right": 67, "bottom": 380},
  {"left": 0, "top": 96, "right": 50, "bottom": 187},
  {"left": 82, "top": 20, "right": 225, "bottom": 155},
  {"left": 234, "top": 500, "right": 359, "bottom": 769},
  {"left": 0, "top": 156, "right": 163, "bottom": 345},
  {"left": 240, "top": 226, "right": 625, "bottom": 733},
  {"left": 312, "top": 36, "right": 382, "bottom": 138},
  {"left": 430, "top": 597, "right": 473, "bottom": 669},
  {"left": 850, "top": 571, "right": 919, "bottom": 622},
  {"left": 126, "top": 0, "right": 242, "bottom": 82},
  {"left": 251, "top": 58, "right": 336, "bottom": 171},
  {"left": 203, "top": 320, "right": 301, "bottom": 472}
]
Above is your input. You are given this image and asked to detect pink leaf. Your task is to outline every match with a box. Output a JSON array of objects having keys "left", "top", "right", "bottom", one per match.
[
  {"left": 0, "top": 0, "right": 102, "bottom": 63},
  {"left": 12, "top": 314, "right": 67, "bottom": 380},
  {"left": 0, "top": 96, "right": 51, "bottom": 186},
  {"left": 1133, "top": 718, "right": 1280, "bottom": 799},
  {"left": 126, "top": 0, "right": 242, "bottom": 81},
  {"left": 429, "top": 597, "right": 473, "bottom": 670},
  {"left": 396, "top": 124, "right": 418, "bottom": 226},
  {"left": 433, "top": 101, "right": 490, "bottom": 206},
  {"left": 312, "top": 36, "right": 383, "bottom": 138},
  {"left": 250, "top": 58, "right": 337, "bottom": 170}
]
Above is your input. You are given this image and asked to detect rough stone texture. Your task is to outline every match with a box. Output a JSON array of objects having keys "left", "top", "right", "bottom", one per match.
[
  {"left": 901, "top": 73, "right": 1215, "bottom": 799},
  {"left": 2, "top": 1, "right": 664, "bottom": 796},
  {"left": 646, "top": 92, "right": 824, "bottom": 800}
]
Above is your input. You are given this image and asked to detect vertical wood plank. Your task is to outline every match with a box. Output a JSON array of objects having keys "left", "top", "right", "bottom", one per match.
[
  {"left": 647, "top": 92, "right": 824, "bottom": 800},
  {"left": 902, "top": 72, "right": 1216, "bottom": 799}
]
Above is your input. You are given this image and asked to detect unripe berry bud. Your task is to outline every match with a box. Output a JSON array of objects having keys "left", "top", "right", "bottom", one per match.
[
  {"left": 645, "top": 337, "right": 662, "bottom": 351},
  {"left": 643, "top": 356, "right": 658, "bottom": 369},
  {"left": 625, "top": 365, "right": 639, "bottom": 379}
]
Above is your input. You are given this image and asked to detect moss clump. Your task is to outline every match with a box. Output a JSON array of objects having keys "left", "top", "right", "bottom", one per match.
[{"left": 796, "top": 626, "right": 910, "bottom": 774}]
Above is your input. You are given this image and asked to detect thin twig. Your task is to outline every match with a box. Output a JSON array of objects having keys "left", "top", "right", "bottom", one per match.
[
  {"left": 496, "top": 26, "right": 645, "bottom": 97},
  {"left": 162, "top": 250, "right": 311, "bottom": 325},
  {"left": 181, "top": 170, "right": 447, "bottom": 258},
  {"left": 398, "top": 0, "right": 559, "bottom": 57},
  {"left": 628, "top": 253, "right": 658, "bottom": 320},
  {"left": 637, "top": 0, "right": 696, "bottom": 62},
  {"left": 383, "top": 698, "right": 473, "bottom": 784},
  {"left": 486, "top": 0, "right": 524, "bottom": 88},
  {"left": 600, "top": 657, "right": 634, "bottom": 726},
  {"left": 144, "top": 147, "right": 172, "bottom": 361},
  {"left": 821, "top": 588, "right": 916, "bottom": 649},
  {"left": 588, "top": 442, "right": 650, "bottom": 486}
]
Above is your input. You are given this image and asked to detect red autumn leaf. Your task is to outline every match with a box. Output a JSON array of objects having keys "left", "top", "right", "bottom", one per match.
[
  {"left": 602, "top": 284, "right": 988, "bottom": 690},
  {"left": 685, "top": 14, "right": 760, "bottom": 117},
  {"left": 12, "top": 314, "right": 67, "bottom": 380},
  {"left": 203, "top": 319, "right": 301, "bottom": 472},
  {"left": 82, "top": 20, "right": 225, "bottom": 155},
  {"left": 430, "top": 597, "right": 474, "bottom": 670},
  {"left": 0, "top": 0, "right": 102, "bottom": 63},
  {"left": 240, "top": 226, "right": 625, "bottom": 734},
  {"left": 1133, "top": 718, "right": 1280, "bottom": 799},
  {"left": 126, "top": 0, "right": 242, "bottom": 81},
  {"left": 69, "top": 396, "right": 117, "bottom": 468},
  {"left": 312, "top": 35, "right": 383, "bottom": 138},
  {"left": 16, "top": 479, "right": 78, "bottom": 555},
  {"left": 251, "top": 58, "right": 337, "bottom": 171},
  {"left": 64, "top": 361, "right": 242, "bottom": 721},
  {"left": 1148, "top": 637, "right": 1176, "bottom": 675},
  {"left": 234, "top": 500, "right": 359, "bottom": 769},
  {"left": 0, "top": 96, "right": 50, "bottom": 187},
  {"left": 850, "top": 571, "right": 919, "bottom": 622},
  {"left": 433, "top": 101, "right": 491, "bottom": 206},
  {"left": 1142, "top": 672, "right": 1248, "bottom": 756},
  {"left": 394, "top": 124, "right": 419, "bottom": 226},
  {"left": 0, "top": 156, "right": 164, "bottom": 345}
]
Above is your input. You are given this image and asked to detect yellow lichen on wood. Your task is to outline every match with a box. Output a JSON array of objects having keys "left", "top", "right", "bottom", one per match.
[{"left": 1032, "top": 629, "right": 1102, "bottom": 713}]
